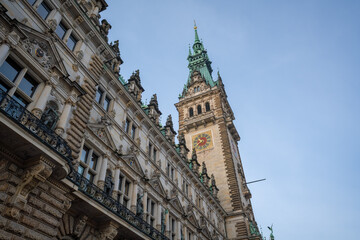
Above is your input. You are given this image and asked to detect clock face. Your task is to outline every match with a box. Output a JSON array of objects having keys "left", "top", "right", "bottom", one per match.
[{"left": 192, "top": 131, "right": 213, "bottom": 151}]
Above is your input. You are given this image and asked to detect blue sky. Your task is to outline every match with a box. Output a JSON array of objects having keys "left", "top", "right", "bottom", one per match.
[{"left": 103, "top": 1, "right": 360, "bottom": 239}]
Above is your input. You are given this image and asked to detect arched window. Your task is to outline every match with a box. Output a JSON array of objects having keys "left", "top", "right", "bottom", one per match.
[
  {"left": 205, "top": 102, "right": 210, "bottom": 112},
  {"left": 189, "top": 107, "right": 194, "bottom": 117},
  {"left": 197, "top": 105, "right": 202, "bottom": 114}
]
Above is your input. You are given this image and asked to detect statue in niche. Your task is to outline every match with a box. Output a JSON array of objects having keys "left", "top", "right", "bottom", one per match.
[
  {"left": 41, "top": 104, "right": 59, "bottom": 130},
  {"left": 104, "top": 170, "right": 114, "bottom": 196},
  {"left": 136, "top": 193, "right": 144, "bottom": 217}
]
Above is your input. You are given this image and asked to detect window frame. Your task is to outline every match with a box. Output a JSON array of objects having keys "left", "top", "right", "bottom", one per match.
[
  {"left": 0, "top": 56, "right": 41, "bottom": 107},
  {"left": 36, "top": 1, "right": 52, "bottom": 20},
  {"left": 117, "top": 173, "right": 133, "bottom": 208},
  {"left": 78, "top": 145, "right": 99, "bottom": 183}
]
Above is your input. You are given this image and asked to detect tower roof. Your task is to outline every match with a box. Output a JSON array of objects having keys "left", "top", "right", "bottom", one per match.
[{"left": 180, "top": 24, "right": 218, "bottom": 98}]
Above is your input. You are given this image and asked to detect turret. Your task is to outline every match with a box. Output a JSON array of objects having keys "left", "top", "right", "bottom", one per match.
[
  {"left": 147, "top": 94, "right": 162, "bottom": 125},
  {"left": 127, "top": 70, "right": 144, "bottom": 103},
  {"left": 164, "top": 115, "right": 176, "bottom": 145}
]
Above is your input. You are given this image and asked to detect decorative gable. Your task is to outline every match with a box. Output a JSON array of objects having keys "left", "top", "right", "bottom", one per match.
[
  {"left": 148, "top": 173, "right": 167, "bottom": 198},
  {"left": 17, "top": 23, "right": 67, "bottom": 75},
  {"left": 187, "top": 213, "right": 200, "bottom": 229},
  {"left": 120, "top": 146, "right": 145, "bottom": 177},
  {"left": 88, "top": 119, "right": 116, "bottom": 151},
  {"left": 168, "top": 196, "right": 185, "bottom": 215}
]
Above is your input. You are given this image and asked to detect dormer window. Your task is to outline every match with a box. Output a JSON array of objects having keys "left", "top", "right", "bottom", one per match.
[
  {"left": 197, "top": 105, "right": 202, "bottom": 114},
  {"left": 189, "top": 107, "right": 194, "bottom": 117},
  {"left": 205, "top": 102, "right": 210, "bottom": 112}
]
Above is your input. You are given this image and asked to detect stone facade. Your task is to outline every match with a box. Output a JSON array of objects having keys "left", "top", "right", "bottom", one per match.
[{"left": 0, "top": 1, "right": 260, "bottom": 240}]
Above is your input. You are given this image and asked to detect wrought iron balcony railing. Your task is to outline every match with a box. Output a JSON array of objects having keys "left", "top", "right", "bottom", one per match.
[
  {"left": 0, "top": 89, "right": 72, "bottom": 161},
  {"left": 67, "top": 169, "right": 169, "bottom": 240}
]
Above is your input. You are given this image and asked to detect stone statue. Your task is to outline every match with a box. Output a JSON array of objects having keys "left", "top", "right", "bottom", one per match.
[
  {"left": 211, "top": 174, "right": 216, "bottom": 186},
  {"left": 41, "top": 108, "right": 58, "bottom": 130},
  {"left": 202, "top": 162, "right": 207, "bottom": 175},
  {"left": 249, "top": 221, "right": 257, "bottom": 235},
  {"left": 268, "top": 225, "right": 274, "bottom": 240},
  {"left": 166, "top": 114, "right": 173, "bottom": 128},
  {"left": 104, "top": 171, "right": 114, "bottom": 196},
  {"left": 161, "top": 210, "right": 166, "bottom": 234},
  {"left": 136, "top": 193, "right": 143, "bottom": 217},
  {"left": 179, "top": 133, "right": 186, "bottom": 145}
]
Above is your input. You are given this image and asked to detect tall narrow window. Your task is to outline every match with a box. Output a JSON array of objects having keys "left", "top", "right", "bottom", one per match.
[
  {"left": 67, "top": 34, "right": 77, "bottom": 51},
  {"left": 96, "top": 88, "right": 103, "bottom": 103},
  {"left": 197, "top": 105, "right": 202, "bottom": 114},
  {"left": 103, "top": 96, "right": 111, "bottom": 111},
  {"left": 125, "top": 119, "right": 130, "bottom": 134},
  {"left": 205, "top": 102, "right": 210, "bottom": 112},
  {"left": 131, "top": 125, "right": 136, "bottom": 139},
  {"left": 189, "top": 107, "right": 194, "bottom": 117},
  {"left": 153, "top": 148, "right": 157, "bottom": 162},
  {"left": 37, "top": 1, "right": 51, "bottom": 20},
  {"left": 55, "top": 22, "right": 67, "bottom": 39},
  {"left": 148, "top": 142, "right": 153, "bottom": 157}
]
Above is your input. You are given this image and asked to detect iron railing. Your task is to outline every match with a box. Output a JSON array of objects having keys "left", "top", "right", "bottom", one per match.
[
  {"left": 67, "top": 169, "right": 169, "bottom": 240},
  {"left": 0, "top": 89, "right": 72, "bottom": 161}
]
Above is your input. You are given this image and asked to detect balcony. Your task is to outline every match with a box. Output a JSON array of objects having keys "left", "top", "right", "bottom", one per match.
[{"left": 0, "top": 88, "right": 72, "bottom": 167}]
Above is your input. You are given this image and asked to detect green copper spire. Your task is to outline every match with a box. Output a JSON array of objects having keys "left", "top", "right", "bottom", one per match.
[{"left": 180, "top": 23, "right": 216, "bottom": 98}]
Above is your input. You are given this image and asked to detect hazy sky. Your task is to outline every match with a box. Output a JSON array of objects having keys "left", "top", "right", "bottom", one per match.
[{"left": 102, "top": 1, "right": 360, "bottom": 239}]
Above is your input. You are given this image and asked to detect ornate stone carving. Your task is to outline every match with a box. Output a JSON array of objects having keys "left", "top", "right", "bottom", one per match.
[
  {"left": 22, "top": 39, "right": 52, "bottom": 71},
  {"left": 4, "top": 156, "right": 54, "bottom": 219}
]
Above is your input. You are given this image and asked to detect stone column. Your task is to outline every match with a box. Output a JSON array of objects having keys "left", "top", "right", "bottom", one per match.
[
  {"left": 177, "top": 221, "right": 182, "bottom": 240},
  {"left": 183, "top": 225, "right": 187, "bottom": 240},
  {"left": 130, "top": 180, "right": 138, "bottom": 213},
  {"left": 97, "top": 155, "right": 108, "bottom": 189},
  {"left": 55, "top": 98, "right": 73, "bottom": 135},
  {"left": 112, "top": 166, "right": 120, "bottom": 199},
  {"left": 156, "top": 203, "right": 162, "bottom": 231},
  {"left": 31, "top": 81, "right": 52, "bottom": 118},
  {"left": 165, "top": 209, "right": 170, "bottom": 237},
  {"left": 142, "top": 190, "right": 148, "bottom": 220},
  {"left": 0, "top": 43, "right": 10, "bottom": 66}
]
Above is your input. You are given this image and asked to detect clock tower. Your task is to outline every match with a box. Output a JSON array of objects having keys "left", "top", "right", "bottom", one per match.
[{"left": 175, "top": 25, "right": 261, "bottom": 239}]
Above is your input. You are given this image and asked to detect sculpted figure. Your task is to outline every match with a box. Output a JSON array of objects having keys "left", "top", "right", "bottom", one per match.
[{"left": 104, "top": 171, "right": 114, "bottom": 195}]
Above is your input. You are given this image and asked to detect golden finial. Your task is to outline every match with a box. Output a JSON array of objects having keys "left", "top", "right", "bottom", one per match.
[{"left": 194, "top": 20, "right": 197, "bottom": 30}]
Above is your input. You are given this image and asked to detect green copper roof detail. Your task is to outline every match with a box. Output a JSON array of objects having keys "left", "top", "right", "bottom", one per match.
[{"left": 118, "top": 74, "right": 127, "bottom": 85}]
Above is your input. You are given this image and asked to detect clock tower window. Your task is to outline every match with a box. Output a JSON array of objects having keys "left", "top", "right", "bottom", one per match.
[
  {"left": 197, "top": 105, "right": 202, "bottom": 114},
  {"left": 189, "top": 107, "right": 194, "bottom": 117},
  {"left": 205, "top": 102, "right": 210, "bottom": 112}
]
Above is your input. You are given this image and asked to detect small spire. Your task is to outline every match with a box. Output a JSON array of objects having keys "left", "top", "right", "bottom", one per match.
[
  {"left": 194, "top": 20, "right": 200, "bottom": 43},
  {"left": 188, "top": 44, "right": 191, "bottom": 56}
]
